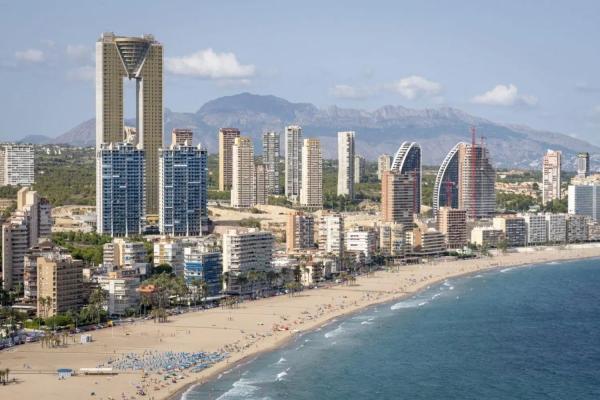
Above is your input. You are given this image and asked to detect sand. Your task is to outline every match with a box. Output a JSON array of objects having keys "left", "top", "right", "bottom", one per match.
[{"left": 1, "top": 244, "right": 600, "bottom": 400}]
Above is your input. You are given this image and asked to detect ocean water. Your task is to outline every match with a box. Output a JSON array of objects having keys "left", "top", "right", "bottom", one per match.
[{"left": 183, "top": 258, "right": 600, "bottom": 399}]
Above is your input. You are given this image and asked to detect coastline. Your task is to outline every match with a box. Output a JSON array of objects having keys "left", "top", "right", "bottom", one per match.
[{"left": 2, "top": 244, "right": 600, "bottom": 400}]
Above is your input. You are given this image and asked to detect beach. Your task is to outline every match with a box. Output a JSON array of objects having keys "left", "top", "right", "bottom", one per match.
[{"left": 1, "top": 244, "right": 600, "bottom": 400}]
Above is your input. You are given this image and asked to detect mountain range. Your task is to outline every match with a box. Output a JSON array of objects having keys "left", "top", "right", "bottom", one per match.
[{"left": 21, "top": 92, "right": 599, "bottom": 169}]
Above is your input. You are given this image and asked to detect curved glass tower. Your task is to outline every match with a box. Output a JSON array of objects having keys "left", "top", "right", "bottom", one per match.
[
  {"left": 391, "top": 142, "right": 421, "bottom": 213},
  {"left": 432, "top": 142, "right": 465, "bottom": 214}
]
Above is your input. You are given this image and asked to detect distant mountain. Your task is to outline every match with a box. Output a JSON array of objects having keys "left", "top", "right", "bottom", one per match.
[
  {"left": 51, "top": 92, "right": 600, "bottom": 169},
  {"left": 18, "top": 134, "right": 54, "bottom": 144}
]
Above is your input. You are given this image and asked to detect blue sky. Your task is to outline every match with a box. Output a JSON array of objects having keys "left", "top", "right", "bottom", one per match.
[{"left": 2, "top": 0, "right": 600, "bottom": 144}]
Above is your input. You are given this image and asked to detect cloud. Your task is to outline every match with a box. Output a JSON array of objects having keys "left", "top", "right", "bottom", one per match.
[
  {"left": 66, "top": 44, "right": 93, "bottom": 62},
  {"left": 165, "top": 48, "right": 255, "bottom": 79},
  {"left": 67, "top": 66, "right": 95, "bottom": 81},
  {"left": 330, "top": 84, "right": 371, "bottom": 100},
  {"left": 471, "top": 84, "right": 538, "bottom": 106},
  {"left": 15, "top": 49, "right": 45, "bottom": 63},
  {"left": 385, "top": 75, "right": 442, "bottom": 100}
]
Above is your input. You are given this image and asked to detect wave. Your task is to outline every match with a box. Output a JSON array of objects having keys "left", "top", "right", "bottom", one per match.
[
  {"left": 361, "top": 321, "right": 373, "bottom": 325},
  {"left": 275, "top": 357, "right": 286, "bottom": 365},
  {"left": 276, "top": 368, "right": 290, "bottom": 381},
  {"left": 324, "top": 324, "right": 345, "bottom": 339},
  {"left": 391, "top": 299, "right": 428, "bottom": 310},
  {"left": 215, "top": 378, "right": 259, "bottom": 400},
  {"left": 501, "top": 267, "right": 516, "bottom": 273}
]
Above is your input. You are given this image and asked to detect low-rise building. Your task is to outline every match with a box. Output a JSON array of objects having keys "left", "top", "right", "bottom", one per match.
[
  {"left": 153, "top": 237, "right": 184, "bottom": 275},
  {"left": 345, "top": 227, "right": 377, "bottom": 263},
  {"left": 470, "top": 227, "right": 505, "bottom": 248}
]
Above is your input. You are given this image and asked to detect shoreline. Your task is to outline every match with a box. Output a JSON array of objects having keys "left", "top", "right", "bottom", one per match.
[
  {"left": 165, "top": 247, "right": 600, "bottom": 400},
  {"left": 2, "top": 244, "right": 600, "bottom": 400}
]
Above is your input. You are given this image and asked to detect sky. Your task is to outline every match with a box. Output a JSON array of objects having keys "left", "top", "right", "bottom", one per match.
[{"left": 2, "top": 0, "right": 600, "bottom": 144}]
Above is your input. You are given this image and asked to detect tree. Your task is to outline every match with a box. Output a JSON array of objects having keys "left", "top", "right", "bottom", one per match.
[{"left": 153, "top": 263, "right": 173, "bottom": 275}]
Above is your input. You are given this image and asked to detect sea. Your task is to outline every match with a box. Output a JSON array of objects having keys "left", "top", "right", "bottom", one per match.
[{"left": 182, "top": 258, "right": 600, "bottom": 399}]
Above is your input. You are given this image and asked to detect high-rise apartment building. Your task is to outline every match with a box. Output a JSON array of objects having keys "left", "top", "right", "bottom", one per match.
[
  {"left": 37, "top": 250, "right": 85, "bottom": 317},
  {"left": 2, "top": 188, "right": 51, "bottom": 289},
  {"left": 262, "top": 131, "right": 280, "bottom": 195},
  {"left": 218, "top": 128, "right": 241, "bottom": 191},
  {"left": 377, "top": 154, "right": 391, "bottom": 180},
  {"left": 568, "top": 184, "right": 600, "bottom": 221},
  {"left": 318, "top": 213, "right": 344, "bottom": 257},
  {"left": 285, "top": 125, "right": 303, "bottom": 201},
  {"left": 493, "top": 216, "right": 527, "bottom": 247},
  {"left": 576, "top": 152, "right": 590, "bottom": 179},
  {"left": 222, "top": 229, "right": 274, "bottom": 293},
  {"left": 23, "top": 239, "right": 59, "bottom": 302},
  {"left": 432, "top": 143, "right": 465, "bottom": 214},
  {"left": 523, "top": 214, "right": 548, "bottom": 245},
  {"left": 381, "top": 171, "right": 414, "bottom": 227},
  {"left": 171, "top": 128, "right": 193, "bottom": 146},
  {"left": 231, "top": 137, "right": 256, "bottom": 208},
  {"left": 391, "top": 142, "right": 421, "bottom": 213},
  {"left": 457, "top": 143, "right": 496, "bottom": 219},
  {"left": 337, "top": 131, "right": 355, "bottom": 198},
  {"left": 96, "top": 32, "right": 163, "bottom": 216},
  {"left": 300, "top": 138, "right": 322, "bottom": 209},
  {"left": 97, "top": 142, "right": 145, "bottom": 236},
  {"left": 255, "top": 163, "right": 268, "bottom": 205},
  {"left": 159, "top": 141, "right": 207, "bottom": 236},
  {"left": 437, "top": 207, "right": 467, "bottom": 249},
  {"left": 184, "top": 246, "right": 222, "bottom": 297},
  {"left": 542, "top": 150, "right": 562, "bottom": 205},
  {"left": 0, "top": 144, "right": 35, "bottom": 186},
  {"left": 354, "top": 155, "right": 366, "bottom": 184},
  {"left": 286, "top": 211, "right": 315, "bottom": 252},
  {"left": 545, "top": 213, "right": 567, "bottom": 243}
]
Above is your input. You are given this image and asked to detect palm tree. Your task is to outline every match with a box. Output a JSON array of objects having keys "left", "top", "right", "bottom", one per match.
[{"left": 237, "top": 273, "right": 248, "bottom": 296}]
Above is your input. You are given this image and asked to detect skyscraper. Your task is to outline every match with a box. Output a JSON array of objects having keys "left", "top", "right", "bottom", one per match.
[
  {"left": 285, "top": 125, "right": 303, "bottom": 201},
  {"left": 576, "top": 152, "right": 590, "bottom": 179},
  {"left": 437, "top": 207, "right": 467, "bottom": 249},
  {"left": 391, "top": 142, "right": 421, "bottom": 213},
  {"left": 377, "top": 154, "right": 391, "bottom": 180},
  {"left": 218, "top": 128, "right": 241, "bottom": 191},
  {"left": 542, "top": 150, "right": 562, "bottom": 205},
  {"left": 337, "top": 131, "right": 355, "bottom": 198},
  {"left": 97, "top": 142, "right": 145, "bottom": 236},
  {"left": 96, "top": 32, "right": 163, "bottom": 216},
  {"left": 159, "top": 138, "right": 207, "bottom": 236},
  {"left": 458, "top": 143, "right": 496, "bottom": 219},
  {"left": 354, "top": 155, "right": 366, "bottom": 184},
  {"left": 231, "top": 137, "right": 256, "bottom": 208},
  {"left": 432, "top": 143, "right": 464, "bottom": 215},
  {"left": 0, "top": 144, "right": 35, "bottom": 186},
  {"left": 255, "top": 163, "right": 268, "bottom": 205},
  {"left": 262, "top": 131, "right": 280, "bottom": 195},
  {"left": 300, "top": 138, "right": 323, "bottom": 209},
  {"left": 381, "top": 170, "right": 414, "bottom": 227}
]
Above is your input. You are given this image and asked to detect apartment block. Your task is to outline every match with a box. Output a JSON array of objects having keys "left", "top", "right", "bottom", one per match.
[
  {"left": 286, "top": 211, "right": 315, "bottom": 252},
  {"left": 300, "top": 138, "right": 322, "bottom": 209},
  {"left": 218, "top": 128, "right": 241, "bottom": 191}
]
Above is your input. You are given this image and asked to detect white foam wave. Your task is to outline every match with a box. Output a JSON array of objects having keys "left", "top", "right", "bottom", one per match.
[
  {"left": 275, "top": 357, "right": 286, "bottom": 365},
  {"left": 216, "top": 378, "right": 259, "bottom": 400},
  {"left": 324, "top": 324, "right": 345, "bottom": 338},
  {"left": 390, "top": 299, "right": 428, "bottom": 310},
  {"left": 361, "top": 321, "right": 373, "bottom": 325},
  {"left": 276, "top": 370, "right": 289, "bottom": 381},
  {"left": 501, "top": 267, "right": 516, "bottom": 273},
  {"left": 443, "top": 281, "right": 451, "bottom": 287}
]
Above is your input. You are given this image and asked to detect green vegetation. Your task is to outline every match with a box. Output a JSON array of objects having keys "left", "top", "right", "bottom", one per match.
[
  {"left": 496, "top": 192, "right": 538, "bottom": 212},
  {"left": 52, "top": 231, "right": 113, "bottom": 265},
  {"left": 33, "top": 147, "right": 95, "bottom": 206},
  {"left": 238, "top": 217, "right": 262, "bottom": 228},
  {"left": 543, "top": 197, "right": 568, "bottom": 213}
]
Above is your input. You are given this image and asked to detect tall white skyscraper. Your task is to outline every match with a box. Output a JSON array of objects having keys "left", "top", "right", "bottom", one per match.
[
  {"left": 0, "top": 144, "right": 35, "bottom": 186},
  {"left": 542, "top": 150, "right": 562, "bottom": 205},
  {"left": 285, "top": 125, "right": 302, "bottom": 202},
  {"left": 337, "top": 131, "right": 355, "bottom": 198},
  {"left": 231, "top": 137, "right": 256, "bottom": 208},
  {"left": 262, "top": 131, "right": 280, "bottom": 195},
  {"left": 300, "top": 138, "right": 322, "bottom": 209},
  {"left": 576, "top": 152, "right": 590, "bottom": 179},
  {"left": 96, "top": 32, "right": 163, "bottom": 216}
]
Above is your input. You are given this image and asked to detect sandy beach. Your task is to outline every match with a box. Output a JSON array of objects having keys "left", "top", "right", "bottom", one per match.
[{"left": 1, "top": 244, "right": 600, "bottom": 400}]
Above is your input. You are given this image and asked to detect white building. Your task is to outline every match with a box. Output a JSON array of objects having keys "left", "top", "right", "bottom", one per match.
[
  {"left": 300, "top": 138, "right": 322, "bottom": 209},
  {"left": 222, "top": 229, "right": 274, "bottom": 274},
  {"left": 345, "top": 227, "right": 376, "bottom": 263},
  {"left": 377, "top": 154, "right": 391, "bottom": 180},
  {"left": 231, "top": 137, "right": 256, "bottom": 208},
  {"left": 470, "top": 227, "right": 505, "bottom": 248},
  {"left": 545, "top": 214, "right": 567, "bottom": 243},
  {"left": 354, "top": 155, "right": 366, "bottom": 184},
  {"left": 318, "top": 213, "right": 344, "bottom": 257},
  {"left": 542, "top": 150, "right": 561, "bottom": 205},
  {"left": 153, "top": 237, "right": 184, "bottom": 275},
  {"left": 568, "top": 184, "right": 600, "bottom": 221},
  {"left": 285, "top": 125, "right": 303, "bottom": 202},
  {"left": 0, "top": 144, "right": 35, "bottom": 186},
  {"left": 262, "top": 131, "right": 280, "bottom": 195},
  {"left": 99, "top": 276, "right": 140, "bottom": 316},
  {"left": 337, "top": 131, "right": 355, "bottom": 198},
  {"left": 522, "top": 214, "right": 547, "bottom": 245}
]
